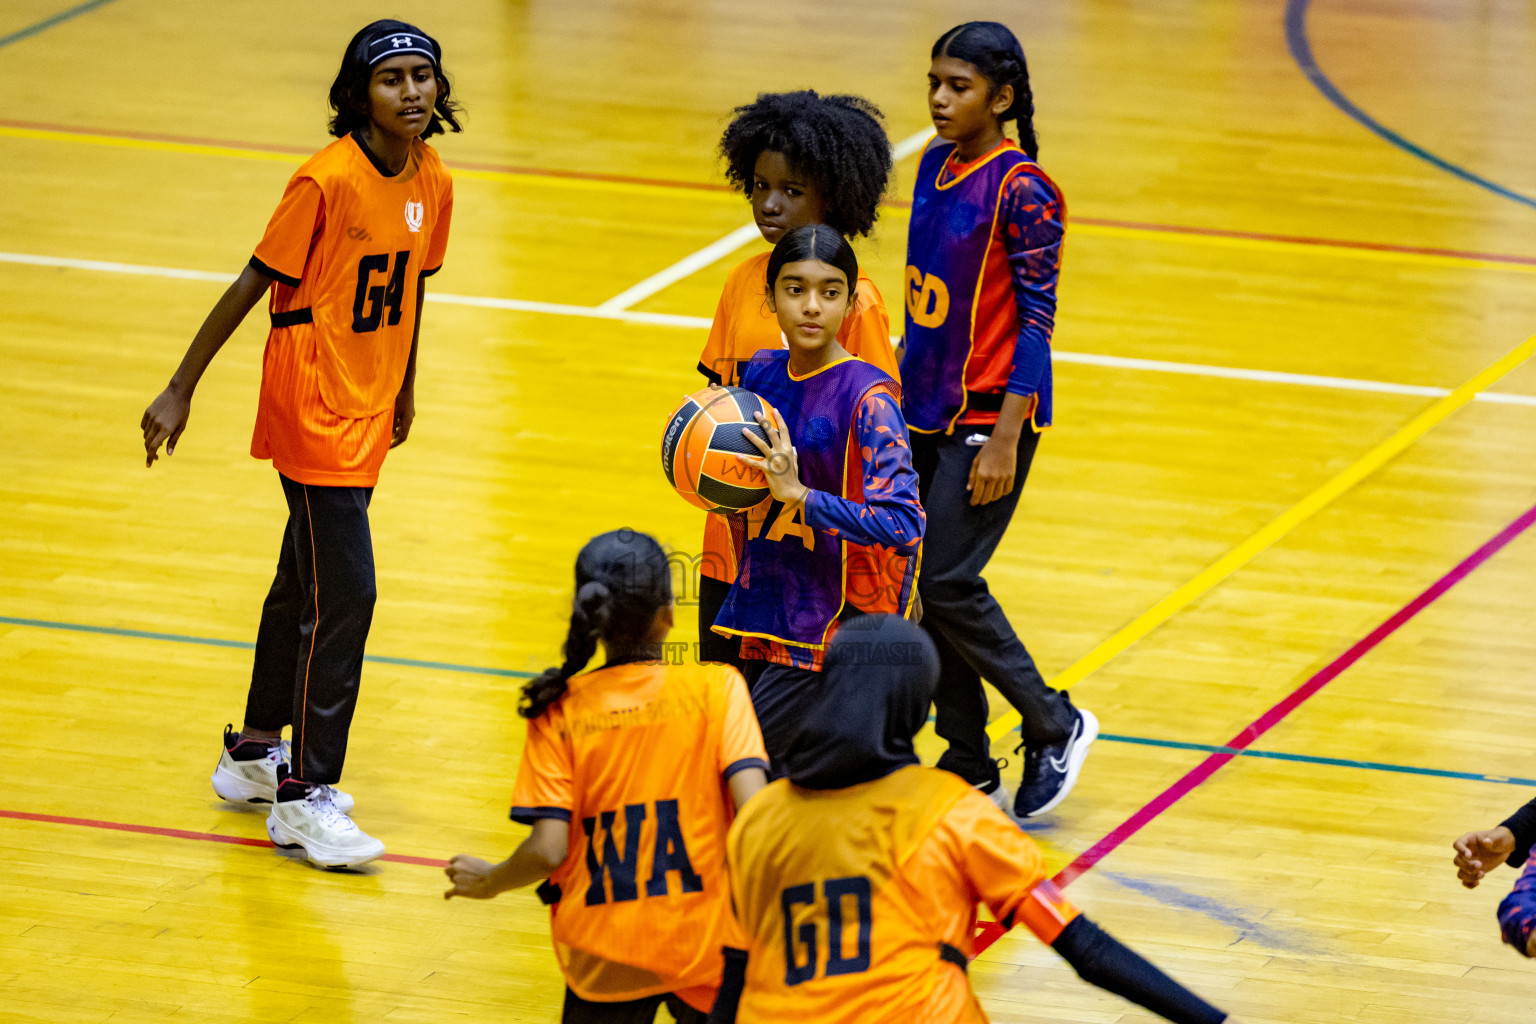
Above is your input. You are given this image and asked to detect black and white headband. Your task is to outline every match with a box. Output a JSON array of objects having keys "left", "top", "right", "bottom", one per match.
[{"left": 362, "top": 29, "right": 439, "bottom": 69}]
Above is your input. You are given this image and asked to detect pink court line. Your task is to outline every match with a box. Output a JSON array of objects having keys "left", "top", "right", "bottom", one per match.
[
  {"left": 4, "top": 505, "right": 1534, "bottom": 921},
  {"left": 974, "top": 499, "right": 1536, "bottom": 955},
  {"left": 8, "top": 117, "right": 1536, "bottom": 270},
  {"left": 0, "top": 808, "right": 448, "bottom": 868}
]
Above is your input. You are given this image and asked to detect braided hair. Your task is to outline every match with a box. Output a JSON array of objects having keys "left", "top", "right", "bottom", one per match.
[
  {"left": 520, "top": 530, "right": 673, "bottom": 719},
  {"left": 719, "top": 90, "right": 892, "bottom": 238},
  {"left": 932, "top": 22, "right": 1039, "bottom": 160}
]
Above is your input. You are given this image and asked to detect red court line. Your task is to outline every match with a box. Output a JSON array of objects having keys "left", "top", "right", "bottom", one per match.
[
  {"left": 0, "top": 117, "right": 735, "bottom": 194},
  {"left": 9, "top": 117, "right": 1536, "bottom": 269},
  {"left": 974, "top": 499, "right": 1536, "bottom": 955},
  {"left": 0, "top": 808, "right": 449, "bottom": 868},
  {"left": 1066, "top": 216, "right": 1536, "bottom": 267},
  {"left": 5, "top": 505, "right": 1534, "bottom": 910}
]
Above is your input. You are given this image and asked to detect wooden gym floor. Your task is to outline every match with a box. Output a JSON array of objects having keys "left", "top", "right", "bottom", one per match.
[{"left": 4, "top": 0, "right": 1536, "bottom": 1020}]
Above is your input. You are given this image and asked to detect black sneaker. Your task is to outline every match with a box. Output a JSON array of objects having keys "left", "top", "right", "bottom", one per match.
[{"left": 1013, "top": 695, "right": 1098, "bottom": 819}]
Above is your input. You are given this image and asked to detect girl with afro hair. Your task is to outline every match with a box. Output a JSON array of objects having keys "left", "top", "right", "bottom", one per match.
[{"left": 695, "top": 90, "right": 900, "bottom": 675}]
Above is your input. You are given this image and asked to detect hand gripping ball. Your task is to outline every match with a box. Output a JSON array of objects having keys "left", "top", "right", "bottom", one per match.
[{"left": 661, "top": 386, "right": 778, "bottom": 512}]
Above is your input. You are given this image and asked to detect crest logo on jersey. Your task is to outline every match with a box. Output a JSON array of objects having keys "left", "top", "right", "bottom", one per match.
[{"left": 404, "top": 200, "right": 424, "bottom": 233}]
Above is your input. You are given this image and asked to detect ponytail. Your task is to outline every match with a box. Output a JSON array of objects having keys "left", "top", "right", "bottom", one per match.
[
  {"left": 933, "top": 21, "right": 1039, "bottom": 160},
  {"left": 519, "top": 530, "right": 672, "bottom": 719},
  {"left": 519, "top": 581, "right": 610, "bottom": 719}
]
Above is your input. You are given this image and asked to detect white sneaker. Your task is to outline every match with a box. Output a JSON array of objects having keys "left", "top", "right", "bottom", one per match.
[
  {"left": 977, "top": 777, "right": 1012, "bottom": 816},
  {"left": 211, "top": 729, "right": 354, "bottom": 812},
  {"left": 266, "top": 786, "right": 385, "bottom": 868}
]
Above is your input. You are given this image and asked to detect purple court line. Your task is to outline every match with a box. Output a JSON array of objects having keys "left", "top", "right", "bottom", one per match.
[
  {"left": 973, "top": 499, "right": 1536, "bottom": 954},
  {"left": 0, "top": 808, "right": 448, "bottom": 868}
]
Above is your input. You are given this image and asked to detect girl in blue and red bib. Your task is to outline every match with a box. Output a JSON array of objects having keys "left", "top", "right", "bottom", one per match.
[
  {"left": 695, "top": 91, "right": 900, "bottom": 679},
  {"left": 901, "top": 21, "right": 1095, "bottom": 821},
  {"left": 713, "top": 225, "right": 924, "bottom": 769}
]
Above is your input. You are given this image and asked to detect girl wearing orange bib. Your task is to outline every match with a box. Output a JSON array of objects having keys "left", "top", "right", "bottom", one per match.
[
  {"left": 713, "top": 615, "right": 1229, "bottom": 1024},
  {"left": 695, "top": 92, "right": 900, "bottom": 675},
  {"left": 445, "top": 530, "right": 769, "bottom": 1023},
  {"left": 140, "top": 20, "right": 458, "bottom": 868}
]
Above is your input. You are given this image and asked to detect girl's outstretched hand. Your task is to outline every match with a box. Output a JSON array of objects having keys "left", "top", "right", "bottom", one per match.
[
  {"left": 742, "top": 409, "right": 809, "bottom": 506},
  {"left": 1453, "top": 827, "right": 1516, "bottom": 888},
  {"left": 141, "top": 386, "right": 191, "bottom": 467},
  {"left": 444, "top": 854, "right": 499, "bottom": 900}
]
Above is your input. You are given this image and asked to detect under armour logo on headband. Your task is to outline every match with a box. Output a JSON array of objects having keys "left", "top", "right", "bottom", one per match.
[{"left": 362, "top": 27, "right": 438, "bottom": 67}]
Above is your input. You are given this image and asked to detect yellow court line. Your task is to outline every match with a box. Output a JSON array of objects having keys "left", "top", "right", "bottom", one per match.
[
  {"left": 988, "top": 333, "right": 1536, "bottom": 741},
  {"left": 0, "top": 125, "right": 740, "bottom": 203}
]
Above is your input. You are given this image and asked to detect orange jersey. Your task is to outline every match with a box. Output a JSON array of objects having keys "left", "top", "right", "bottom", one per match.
[
  {"left": 697, "top": 252, "right": 897, "bottom": 583},
  {"left": 726, "top": 766, "right": 1077, "bottom": 1024},
  {"left": 250, "top": 133, "right": 453, "bottom": 486},
  {"left": 511, "top": 660, "right": 769, "bottom": 1008}
]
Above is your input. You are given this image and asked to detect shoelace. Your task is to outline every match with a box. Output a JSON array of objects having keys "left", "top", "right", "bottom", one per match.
[
  {"left": 305, "top": 786, "right": 358, "bottom": 833},
  {"left": 1017, "top": 742, "right": 1044, "bottom": 783}
]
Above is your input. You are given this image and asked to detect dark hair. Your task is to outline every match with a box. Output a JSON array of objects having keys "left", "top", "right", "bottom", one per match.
[
  {"left": 932, "top": 21, "right": 1038, "bottom": 159},
  {"left": 765, "top": 224, "right": 859, "bottom": 295},
  {"left": 328, "top": 20, "right": 463, "bottom": 140},
  {"left": 719, "top": 91, "right": 891, "bottom": 238},
  {"left": 519, "top": 530, "right": 673, "bottom": 719}
]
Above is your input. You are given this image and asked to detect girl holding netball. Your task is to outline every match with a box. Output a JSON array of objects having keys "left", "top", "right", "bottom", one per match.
[
  {"left": 901, "top": 21, "right": 1094, "bottom": 819},
  {"left": 713, "top": 225, "right": 923, "bottom": 767},
  {"left": 139, "top": 20, "right": 457, "bottom": 867},
  {"left": 695, "top": 91, "right": 900, "bottom": 674},
  {"left": 444, "top": 530, "right": 769, "bottom": 1023},
  {"left": 712, "top": 614, "right": 1229, "bottom": 1024}
]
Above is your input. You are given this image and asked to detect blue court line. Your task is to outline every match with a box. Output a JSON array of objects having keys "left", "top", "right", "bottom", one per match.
[
  {"left": 0, "top": 614, "right": 537, "bottom": 679},
  {"left": 1285, "top": 0, "right": 1536, "bottom": 210},
  {"left": 1099, "top": 732, "right": 1536, "bottom": 788},
  {"left": 7, "top": 611, "right": 1533, "bottom": 788},
  {"left": 0, "top": 0, "right": 119, "bottom": 49}
]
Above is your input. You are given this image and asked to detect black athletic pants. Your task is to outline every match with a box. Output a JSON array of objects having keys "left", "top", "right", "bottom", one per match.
[
  {"left": 909, "top": 427, "right": 1075, "bottom": 784},
  {"left": 748, "top": 662, "right": 825, "bottom": 775},
  {"left": 561, "top": 987, "right": 707, "bottom": 1024},
  {"left": 696, "top": 574, "right": 744, "bottom": 671},
  {"left": 242, "top": 473, "right": 376, "bottom": 786}
]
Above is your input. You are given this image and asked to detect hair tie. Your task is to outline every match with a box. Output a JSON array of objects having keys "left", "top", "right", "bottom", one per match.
[{"left": 576, "top": 580, "right": 612, "bottom": 633}]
